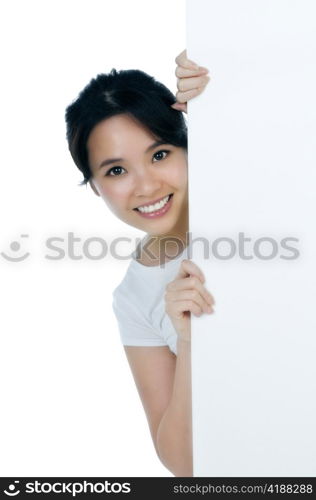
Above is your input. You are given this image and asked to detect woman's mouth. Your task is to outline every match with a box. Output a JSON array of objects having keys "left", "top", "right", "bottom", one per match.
[{"left": 133, "top": 193, "right": 173, "bottom": 218}]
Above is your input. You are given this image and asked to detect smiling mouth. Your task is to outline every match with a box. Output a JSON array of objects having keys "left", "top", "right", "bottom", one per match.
[{"left": 133, "top": 193, "right": 173, "bottom": 212}]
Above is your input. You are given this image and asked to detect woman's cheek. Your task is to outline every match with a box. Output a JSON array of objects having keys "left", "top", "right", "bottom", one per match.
[
  {"left": 172, "top": 164, "right": 188, "bottom": 188},
  {"left": 102, "top": 186, "right": 129, "bottom": 214}
]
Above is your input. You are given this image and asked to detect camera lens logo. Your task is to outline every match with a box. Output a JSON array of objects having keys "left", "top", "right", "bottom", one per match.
[
  {"left": 1, "top": 235, "right": 30, "bottom": 262},
  {"left": 3, "top": 481, "right": 20, "bottom": 496}
]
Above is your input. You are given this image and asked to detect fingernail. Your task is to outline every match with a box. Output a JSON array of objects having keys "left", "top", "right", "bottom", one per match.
[
  {"left": 199, "top": 67, "right": 209, "bottom": 73},
  {"left": 207, "top": 305, "right": 213, "bottom": 313}
]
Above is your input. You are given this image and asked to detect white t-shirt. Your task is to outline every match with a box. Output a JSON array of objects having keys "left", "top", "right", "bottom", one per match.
[{"left": 112, "top": 245, "right": 190, "bottom": 356}]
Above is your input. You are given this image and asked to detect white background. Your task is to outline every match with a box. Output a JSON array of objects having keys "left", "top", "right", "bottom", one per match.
[
  {"left": 0, "top": 0, "right": 185, "bottom": 476},
  {"left": 187, "top": 0, "right": 316, "bottom": 476}
]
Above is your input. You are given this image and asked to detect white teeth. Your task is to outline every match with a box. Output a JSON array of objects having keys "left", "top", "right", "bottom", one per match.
[{"left": 138, "top": 195, "right": 170, "bottom": 213}]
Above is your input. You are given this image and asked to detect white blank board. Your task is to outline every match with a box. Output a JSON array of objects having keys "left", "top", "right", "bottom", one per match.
[{"left": 187, "top": 0, "right": 316, "bottom": 476}]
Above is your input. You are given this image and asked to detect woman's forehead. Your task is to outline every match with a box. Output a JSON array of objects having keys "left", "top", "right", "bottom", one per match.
[{"left": 88, "top": 114, "right": 156, "bottom": 147}]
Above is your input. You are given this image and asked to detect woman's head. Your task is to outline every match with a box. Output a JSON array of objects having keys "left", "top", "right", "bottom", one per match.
[
  {"left": 65, "top": 68, "right": 187, "bottom": 186},
  {"left": 65, "top": 69, "right": 188, "bottom": 238}
]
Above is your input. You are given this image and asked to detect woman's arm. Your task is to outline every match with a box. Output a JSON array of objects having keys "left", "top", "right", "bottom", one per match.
[
  {"left": 123, "top": 345, "right": 176, "bottom": 459},
  {"left": 156, "top": 260, "right": 215, "bottom": 476},
  {"left": 156, "top": 337, "right": 192, "bottom": 476},
  {"left": 122, "top": 259, "right": 214, "bottom": 477}
]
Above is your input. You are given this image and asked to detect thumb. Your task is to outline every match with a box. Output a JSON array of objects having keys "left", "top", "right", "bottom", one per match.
[
  {"left": 176, "top": 259, "right": 205, "bottom": 283},
  {"left": 171, "top": 102, "right": 187, "bottom": 112}
]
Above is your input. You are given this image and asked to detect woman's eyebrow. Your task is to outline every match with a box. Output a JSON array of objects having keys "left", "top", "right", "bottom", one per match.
[{"left": 98, "top": 140, "right": 169, "bottom": 169}]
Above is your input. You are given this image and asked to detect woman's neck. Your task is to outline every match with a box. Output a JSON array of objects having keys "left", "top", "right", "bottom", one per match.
[
  {"left": 136, "top": 224, "right": 189, "bottom": 267},
  {"left": 135, "top": 234, "right": 188, "bottom": 267}
]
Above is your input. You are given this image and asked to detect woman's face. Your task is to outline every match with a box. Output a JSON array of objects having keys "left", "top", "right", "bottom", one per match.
[{"left": 87, "top": 114, "right": 188, "bottom": 239}]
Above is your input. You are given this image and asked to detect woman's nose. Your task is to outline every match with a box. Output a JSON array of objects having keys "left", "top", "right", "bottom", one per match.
[{"left": 133, "top": 171, "right": 163, "bottom": 196}]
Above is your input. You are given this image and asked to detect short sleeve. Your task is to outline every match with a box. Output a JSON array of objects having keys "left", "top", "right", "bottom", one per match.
[{"left": 112, "top": 288, "right": 168, "bottom": 348}]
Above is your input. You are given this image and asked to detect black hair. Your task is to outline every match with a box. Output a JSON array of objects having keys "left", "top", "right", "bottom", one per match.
[{"left": 65, "top": 68, "right": 188, "bottom": 186}]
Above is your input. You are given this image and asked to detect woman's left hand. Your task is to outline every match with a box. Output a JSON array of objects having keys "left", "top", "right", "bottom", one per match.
[{"left": 171, "top": 49, "right": 210, "bottom": 114}]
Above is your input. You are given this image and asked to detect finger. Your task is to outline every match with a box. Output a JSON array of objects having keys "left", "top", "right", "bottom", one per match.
[
  {"left": 177, "top": 74, "right": 210, "bottom": 92},
  {"left": 175, "top": 259, "right": 205, "bottom": 282},
  {"left": 170, "top": 102, "right": 187, "bottom": 112},
  {"left": 168, "top": 299, "right": 203, "bottom": 318},
  {"left": 167, "top": 289, "right": 214, "bottom": 314},
  {"left": 167, "top": 276, "right": 215, "bottom": 306},
  {"left": 175, "top": 49, "right": 198, "bottom": 70},
  {"left": 167, "top": 285, "right": 215, "bottom": 308},
  {"left": 175, "top": 49, "right": 201, "bottom": 71},
  {"left": 175, "top": 87, "right": 205, "bottom": 104},
  {"left": 175, "top": 66, "right": 209, "bottom": 78}
]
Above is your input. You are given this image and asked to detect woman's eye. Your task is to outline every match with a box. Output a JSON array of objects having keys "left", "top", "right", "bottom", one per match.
[
  {"left": 105, "top": 166, "right": 126, "bottom": 177},
  {"left": 104, "top": 150, "right": 170, "bottom": 176},
  {"left": 153, "top": 150, "right": 170, "bottom": 162}
]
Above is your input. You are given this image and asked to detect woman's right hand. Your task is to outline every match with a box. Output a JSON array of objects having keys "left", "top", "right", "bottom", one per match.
[
  {"left": 171, "top": 49, "right": 210, "bottom": 114},
  {"left": 164, "top": 259, "right": 215, "bottom": 342}
]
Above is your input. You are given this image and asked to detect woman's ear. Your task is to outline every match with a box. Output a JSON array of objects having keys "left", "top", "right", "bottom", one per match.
[{"left": 89, "top": 179, "right": 100, "bottom": 197}]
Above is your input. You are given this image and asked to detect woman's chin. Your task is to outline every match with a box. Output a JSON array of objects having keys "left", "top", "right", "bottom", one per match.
[{"left": 131, "top": 212, "right": 178, "bottom": 233}]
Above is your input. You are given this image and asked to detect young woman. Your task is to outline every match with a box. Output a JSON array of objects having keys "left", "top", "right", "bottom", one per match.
[{"left": 65, "top": 49, "right": 214, "bottom": 477}]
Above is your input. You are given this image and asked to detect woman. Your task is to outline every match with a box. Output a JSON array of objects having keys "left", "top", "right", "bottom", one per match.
[{"left": 65, "top": 49, "right": 214, "bottom": 477}]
